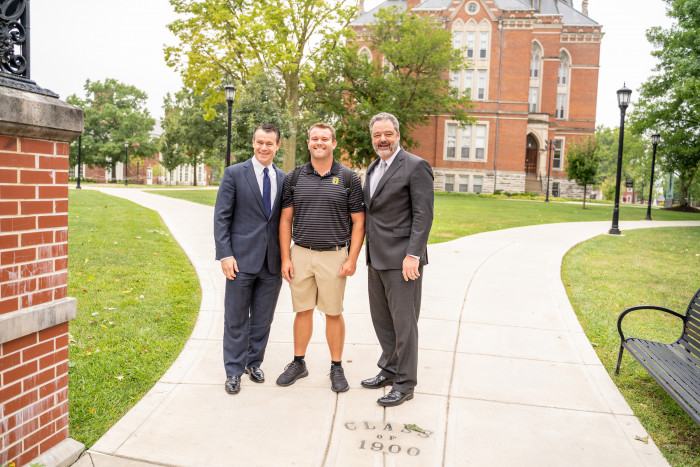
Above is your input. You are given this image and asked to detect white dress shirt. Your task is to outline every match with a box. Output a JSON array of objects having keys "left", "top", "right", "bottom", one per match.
[{"left": 251, "top": 156, "right": 277, "bottom": 205}]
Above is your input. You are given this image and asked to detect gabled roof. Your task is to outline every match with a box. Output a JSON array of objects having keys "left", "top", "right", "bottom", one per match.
[
  {"left": 352, "top": 0, "right": 406, "bottom": 25},
  {"left": 351, "top": 0, "right": 598, "bottom": 26}
]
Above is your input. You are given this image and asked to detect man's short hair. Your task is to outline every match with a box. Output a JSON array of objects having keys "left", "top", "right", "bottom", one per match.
[
  {"left": 369, "top": 113, "right": 400, "bottom": 134},
  {"left": 307, "top": 122, "right": 336, "bottom": 142},
  {"left": 253, "top": 123, "right": 281, "bottom": 143}
]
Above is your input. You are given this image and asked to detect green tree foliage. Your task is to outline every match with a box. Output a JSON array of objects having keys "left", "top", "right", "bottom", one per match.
[
  {"left": 566, "top": 137, "right": 601, "bottom": 208},
  {"left": 165, "top": 0, "right": 357, "bottom": 172},
  {"left": 68, "top": 79, "right": 156, "bottom": 182},
  {"left": 629, "top": 0, "right": 700, "bottom": 207},
  {"left": 309, "top": 7, "right": 472, "bottom": 167},
  {"left": 594, "top": 125, "right": 650, "bottom": 201},
  {"left": 228, "top": 72, "right": 292, "bottom": 166},
  {"left": 161, "top": 89, "right": 227, "bottom": 186}
]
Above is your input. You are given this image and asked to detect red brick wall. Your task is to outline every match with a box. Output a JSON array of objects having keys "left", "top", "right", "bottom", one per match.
[{"left": 0, "top": 134, "right": 71, "bottom": 466}]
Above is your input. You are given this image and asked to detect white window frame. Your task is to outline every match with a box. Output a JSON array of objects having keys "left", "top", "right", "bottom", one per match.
[
  {"left": 358, "top": 46, "right": 372, "bottom": 63},
  {"left": 458, "top": 175, "right": 469, "bottom": 193},
  {"left": 552, "top": 138, "right": 564, "bottom": 170},
  {"left": 556, "top": 93, "right": 567, "bottom": 119},
  {"left": 528, "top": 87, "right": 539, "bottom": 113},
  {"left": 472, "top": 175, "right": 484, "bottom": 194},
  {"left": 443, "top": 121, "right": 489, "bottom": 162},
  {"left": 444, "top": 174, "right": 455, "bottom": 192}
]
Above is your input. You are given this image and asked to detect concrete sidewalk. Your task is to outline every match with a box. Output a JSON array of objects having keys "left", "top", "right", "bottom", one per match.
[{"left": 73, "top": 187, "right": 700, "bottom": 467}]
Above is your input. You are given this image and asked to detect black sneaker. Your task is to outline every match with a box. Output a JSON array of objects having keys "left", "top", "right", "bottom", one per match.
[
  {"left": 330, "top": 365, "right": 349, "bottom": 393},
  {"left": 276, "top": 360, "right": 308, "bottom": 386}
]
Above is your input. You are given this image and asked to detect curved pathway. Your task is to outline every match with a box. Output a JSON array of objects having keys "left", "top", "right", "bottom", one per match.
[{"left": 74, "top": 187, "right": 699, "bottom": 466}]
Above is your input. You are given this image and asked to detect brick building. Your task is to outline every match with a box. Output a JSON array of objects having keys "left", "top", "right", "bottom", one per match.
[
  {"left": 75, "top": 155, "right": 212, "bottom": 186},
  {"left": 352, "top": 0, "right": 602, "bottom": 196}
]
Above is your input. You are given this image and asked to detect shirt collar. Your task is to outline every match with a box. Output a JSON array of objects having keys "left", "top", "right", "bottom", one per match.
[
  {"left": 305, "top": 160, "right": 339, "bottom": 176},
  {"left": 251, "top": 156, "right": 273, "bottom": 175},
  {"left": 381, "top": 146, "right": 401, "bottom": 168}
]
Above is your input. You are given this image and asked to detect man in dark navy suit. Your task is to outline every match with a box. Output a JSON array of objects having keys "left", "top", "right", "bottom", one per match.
[{"left": 214, "top": 123, "right": 286, "bottom": 394}]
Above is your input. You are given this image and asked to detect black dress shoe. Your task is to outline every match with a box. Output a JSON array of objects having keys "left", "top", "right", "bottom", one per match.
[
  {"left": 378, "top": 389, "right": 413, "bottom": 407},
  {"left": 225, "top": 375, "right": 241, "bottom": 394},
  {"left": 245, "top": 366, "right": 265, "bottom": 383},
  {"left": 361, "top": 374, "right": 394, "bottom": 389}
]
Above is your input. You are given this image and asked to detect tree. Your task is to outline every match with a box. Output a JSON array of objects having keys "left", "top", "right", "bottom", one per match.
[
  {"left": 165, "top": 0, "right": 356, "bottom": 172},
  {"left": 629, "top": 0, "right": 700, "bottom": 207},
  {"left": 594, "top": 125, "right": 649, "bottom": 201},
  {"left": 161, "top": 89, "right": 227, "bottom": 186},
  {"left": 566, "top": 137, "right": 601, "bottom": 208},
  {"left": 308, "top": 7, "right": 472, "bottom": 167},
  {"left": 67, "top": 79, "right": 156, "bottom": 182}
]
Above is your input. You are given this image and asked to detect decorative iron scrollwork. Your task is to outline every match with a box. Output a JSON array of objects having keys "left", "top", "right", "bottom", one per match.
[{"left": 0, "top": 0, "right": 28, "bottom": 76}]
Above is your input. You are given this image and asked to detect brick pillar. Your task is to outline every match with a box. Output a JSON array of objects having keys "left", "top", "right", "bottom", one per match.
[{"left": 0, "top": 86, "right": 83, "bottom": 466}]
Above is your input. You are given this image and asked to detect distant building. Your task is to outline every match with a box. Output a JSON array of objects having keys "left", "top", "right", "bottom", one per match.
[
  {"left": 75, "top": 156, "right": 211, "bottom": 186},
  {"left": 352, "top": 0, "right": 602, "bottom": 196}
]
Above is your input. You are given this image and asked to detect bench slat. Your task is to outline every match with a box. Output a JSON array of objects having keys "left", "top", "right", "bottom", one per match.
[
  {"left": 679, "top": 337, "right": 700, "bottom": 362},
  {"left": 632, "top": 340, "right": 700, "bottom": 392},
  {"left": 626, "top": 339, "right": 700, "bottom": 418}
]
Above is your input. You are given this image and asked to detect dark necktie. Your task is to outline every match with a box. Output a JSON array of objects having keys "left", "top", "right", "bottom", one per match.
[{"left": 263, "top": 167, "right": 272, "bottom": 218}]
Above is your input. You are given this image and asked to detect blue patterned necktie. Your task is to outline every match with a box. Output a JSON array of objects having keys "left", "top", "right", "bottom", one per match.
[{"left": 263, "top": 167, "right": 272, "bottom": 218}]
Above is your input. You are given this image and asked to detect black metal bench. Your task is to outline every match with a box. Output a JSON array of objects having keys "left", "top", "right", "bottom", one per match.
[{"left": 615, "top": 287, "right": 700, "bottom": 424}]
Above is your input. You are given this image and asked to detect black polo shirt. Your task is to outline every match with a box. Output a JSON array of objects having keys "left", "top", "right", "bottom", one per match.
[{"left": 281, "top": 160, "right": 364, "bottom": 248}]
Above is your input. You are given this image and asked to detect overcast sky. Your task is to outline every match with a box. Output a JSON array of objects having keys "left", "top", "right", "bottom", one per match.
[{"left": 30, "top": 0, "right": 673, "bottom": 129}]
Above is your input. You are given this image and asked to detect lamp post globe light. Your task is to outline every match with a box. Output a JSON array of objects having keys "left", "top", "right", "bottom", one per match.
[
  {"left": 124, "top": 141, "right": 129, "bottom": 186},
  {"left": 609, "top": 84, "right": 632, "bottom": 235},
  {"left": 645, "top": 132, "right": 661, "bottom": 220},
  {"left": 224, "top": 84, "right": 237, "bottom": 168}
]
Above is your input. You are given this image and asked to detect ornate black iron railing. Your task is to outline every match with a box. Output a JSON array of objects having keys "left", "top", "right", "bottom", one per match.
[
  {"left": 0, "top": 0, "right": 57, "bottom": 97},
  {"left": 0, "top": 0, "right": 29, "bottom": 78}
]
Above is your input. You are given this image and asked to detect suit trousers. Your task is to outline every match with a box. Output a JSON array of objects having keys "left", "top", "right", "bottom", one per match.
[
  {"left": 223, "top": 259, "right": 282, "bottom": 377},
  {"left": 367, "top": 263, "right": 423, "bottom": 394}
]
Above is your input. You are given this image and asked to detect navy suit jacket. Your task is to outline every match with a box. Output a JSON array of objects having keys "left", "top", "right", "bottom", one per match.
[{"left": 214, "top": 158, "right": 286, "bottom": 274}]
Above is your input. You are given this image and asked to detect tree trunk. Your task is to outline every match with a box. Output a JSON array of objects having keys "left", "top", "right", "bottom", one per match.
[
  {"left": 111, "top": 162, "right": 117, "bottom": 183},
  {"left": 282, "top": 75, "right": 300, "bottom": 173},
  {"left": 582, "top": 185, "right": 587, "bottom": 209}
]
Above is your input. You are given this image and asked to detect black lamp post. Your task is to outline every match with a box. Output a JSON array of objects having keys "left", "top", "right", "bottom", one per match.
[
  {"left": 124, "top": 141, "right": 129, "bottom": 186},
  {"left": 544, "top": 139, "right": 553, "bottom": 202},
  {"left": 609, "top": 84, "right": 632, "bottom": 235},
  {"left": 76, "top": 135, "right": 82, "bottom": 189},
  {"left": 224, "top": 84, "right": 237, "bottom": 167},
  {"left": 645, "top": 132, "right": 661, "bottom": 220}
]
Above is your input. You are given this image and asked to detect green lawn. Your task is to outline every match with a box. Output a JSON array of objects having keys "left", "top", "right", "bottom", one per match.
[
  {"left": 562, "top": 227, "right": 700, "bottom": 467},
  {"left": 146, "top": 189, "right": 699, "bottom": 243},
  {"left": 67, "top": 190, "right": 200, "bottom": 447}
]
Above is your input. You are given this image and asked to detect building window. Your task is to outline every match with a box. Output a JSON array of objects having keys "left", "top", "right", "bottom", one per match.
[
  {"left": 445, "top": 174, "right": 455, "bottom": 192},
  {"left": 444, "top": 122, "right": 488, "bottom": 161},
  {"left": 461, "top": 126, "right": 471, "bottom": 159},
  {"left": 553, "top": 139, "right": 563, "bottom": 169},
  {"left": 453, "top": 31, "right": 462, "bottom": 50},
  {"left": 358, "top": 47, "right": 372, "bottom": 63},
  {"left": 475, "top": 125, "right": 486, "bottom": 160},
  {"left": 459, "top": 175, "right": 469, "bottom": 193},
  {"left": 556, "top": 93, "right": 567, "bottom": 119},
  {"left": 197, "top": 164, "right": 205, "bottom": 182},
  {"left": 450, "top": 71, "right": 460, "bottom": 90},
  {"left": 558, "top": 52, "right": 569, "bottom": 85},
  {"left": 464, "top": 69, "right": 474, "bottom": 98},
  {"left": 479, "top": 32, "right": 489, "bottom": 59},
  {"left": 472, "top": 176, "right": 483, "bottom": 194},
  {"left": 446, "top": 124, "right": 457, "bottom": 159},
  {"left": 477, "top": 70, "right": 487, "bottom": 100},
  {"left": 465, "top": 32, "right": 475, "bottom": 59},
  {"left": 466, "top": 2, "right": 479, "bottom": 14},
  {"left": 552, "top": 182, "right": 560, "bottom": 197},
  {"left": 531, "top": 0, "right": 540, "bottom": 9},
  {"left": 528, "top": 87, "right": 539, "bottom": 113},
  {"left": 530, "top": 43, "right": 541, "bottom": 79}
]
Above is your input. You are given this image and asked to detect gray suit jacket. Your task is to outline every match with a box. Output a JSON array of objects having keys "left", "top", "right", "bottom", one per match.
[
  {"left": 364, "top": 148, "right": 434, "bottom": 270},
  {"left": 214, "top": 158, "right": 286, "bottom": 274}
]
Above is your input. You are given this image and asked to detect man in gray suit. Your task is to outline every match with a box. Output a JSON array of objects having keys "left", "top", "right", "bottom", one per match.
[
  {"left": 361, "top": 112, "right": 434, "bottom": 407},
  {"left": 214, "top": 123, "right": 286, "bottom": 395}
]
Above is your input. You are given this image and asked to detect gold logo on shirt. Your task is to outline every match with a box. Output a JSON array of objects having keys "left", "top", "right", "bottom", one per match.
[{"left": 332, "top": 177, "right": 339, "bottom": 185}]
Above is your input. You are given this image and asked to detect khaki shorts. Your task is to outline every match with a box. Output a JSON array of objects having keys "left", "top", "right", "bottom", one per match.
[{"left": 289, "top": 243, "right": 349, "bottom": 315}]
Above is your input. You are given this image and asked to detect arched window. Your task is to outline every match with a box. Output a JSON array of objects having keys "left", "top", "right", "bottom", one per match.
[
  {"left": 358, "top": 47, "right": 372, "bottom": 63},
  {"left": 530, "top": 43, "right": 542, "bottom": 79},
  {"left": 558, "top": 51, "right": 570, "bottom": 85}
]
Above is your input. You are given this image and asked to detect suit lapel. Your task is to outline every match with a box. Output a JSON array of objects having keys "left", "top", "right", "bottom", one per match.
[
  {"left": 365, "top": 158, "right": 379, "bottom": 206},
  {"left": 243, "top": 159, "right": 266, "bottom": 215}
]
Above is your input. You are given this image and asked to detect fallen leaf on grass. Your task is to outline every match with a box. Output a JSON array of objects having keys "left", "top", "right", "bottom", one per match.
[
  {"left": 89, "top": 408, "right": 95, "bottom": 414},
  {"left": 634, "top": 435, "right": 649, "bottom": 444},
  {"left": 639, "top": 403, "right": 648, "bottom": 408},
  {"left": 115, "top": 375, "right": 124, "bottom": 381},
  {"left": 100, "top": 324, "right": 106, "bottom": 329},
  {"left": 404, "top": 424, "right": 425, "bottom": 434},
  {"left": 84, "top": 258, "right": 89, "bottom": 264}
]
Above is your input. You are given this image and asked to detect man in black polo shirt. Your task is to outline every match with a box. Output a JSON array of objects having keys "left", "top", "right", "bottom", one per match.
[{"left": 277, "top": 122, "right": 365, "bottom": 393}]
